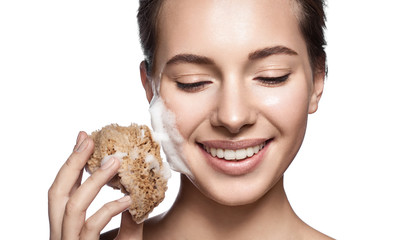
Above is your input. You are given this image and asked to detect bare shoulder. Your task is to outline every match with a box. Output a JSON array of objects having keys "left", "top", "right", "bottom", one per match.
[
  {"left": 302, "top": 224, "right": 335, "bottom": 240},
  {"left": 100, "top": 215, "right": 334, "bottom": 240},
  {"left": 308, "top": 231, "right": 335, "bottom": 240},
  {"left": 142, "top": 214, "right": 168, "bottom": 240},
  {"left": 100, "top": 228, "right": 119, "bottom": 240},
  {"left": 99, "top": 214, "right": 165, "bottom": 240}
]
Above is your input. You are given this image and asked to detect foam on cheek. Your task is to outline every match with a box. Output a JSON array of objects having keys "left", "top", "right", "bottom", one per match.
[{"left": 149, "top": 96, "right": 193, "bottom": 178}]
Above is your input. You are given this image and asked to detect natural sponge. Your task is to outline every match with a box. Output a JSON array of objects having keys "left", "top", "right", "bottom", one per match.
[{"left": 86, "top": 123, "right": 170, "bottom": 223}]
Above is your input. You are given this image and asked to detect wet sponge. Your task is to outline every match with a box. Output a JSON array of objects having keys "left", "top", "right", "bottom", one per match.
[{"left": 86, "top": 123, "right": 170, "bottom": 223}]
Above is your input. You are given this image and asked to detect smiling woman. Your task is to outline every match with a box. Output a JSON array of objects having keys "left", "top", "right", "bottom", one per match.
[
  {"left": 145, "top": 0, "right": 325, "bottom": 215},
  {"left": 47, "top": 0, "right": 331, "bottom": 239},
  {"left": 140, "top": 0, "right": 329, "bottom": 238}
]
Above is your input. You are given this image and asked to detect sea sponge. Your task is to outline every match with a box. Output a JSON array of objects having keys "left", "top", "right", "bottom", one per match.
[{"left": 86, "top": 123, "right": 170, "bottom": 223}]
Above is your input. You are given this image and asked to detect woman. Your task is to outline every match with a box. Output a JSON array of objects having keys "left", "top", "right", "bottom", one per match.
[{"left": 48, "top": 0, "right": 332, "bottom": 239}]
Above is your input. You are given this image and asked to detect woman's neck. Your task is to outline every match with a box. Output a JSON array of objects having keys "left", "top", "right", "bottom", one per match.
[{"left": 145, "top": 175, "right": 307, "bottom": 239}]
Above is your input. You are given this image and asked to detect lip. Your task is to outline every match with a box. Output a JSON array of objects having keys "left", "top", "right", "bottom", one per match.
[
  {"left": 197, "top": 139, "right": 272, "bottom": 176},
  {"left": 200, "top": 138, "right": 268, "bottom": 150}
]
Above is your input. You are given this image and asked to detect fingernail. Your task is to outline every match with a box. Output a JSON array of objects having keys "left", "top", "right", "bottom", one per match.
[
  {"left": 101, "top": 157, "right": 115, "bottom": 170},
  {"left": 73, "top": 132, "right": 83, "bottom": 151},
  {"left": 76, "top": 138, "right": 88, "bottom": 152},
  {"left": 76, "top": 131, "right": 82, "bottom": 145},
  {"left": 117, "top": 195, "right": 131, "bottom": 203}
]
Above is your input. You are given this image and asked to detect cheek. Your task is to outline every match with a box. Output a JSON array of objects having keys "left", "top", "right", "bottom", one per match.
[
  {"left": 256, "top": 81, "right": 310, "bottom": 137},
  {"left": 252, "top": 81, "right": 311, "bottom": 184},
  {"left": 160, "top": 87, "right": 216, "bottom": 141}
]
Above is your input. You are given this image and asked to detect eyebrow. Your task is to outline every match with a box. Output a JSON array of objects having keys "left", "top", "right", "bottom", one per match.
[
  {"left": 248, "top": 46, "right": 298, "bottom": 60},
  {"left": 165, "top": 45, "right": 298, "bottom": 66},
  {"left": 166, "top": 54, "right": 215, "bottom": 65}
]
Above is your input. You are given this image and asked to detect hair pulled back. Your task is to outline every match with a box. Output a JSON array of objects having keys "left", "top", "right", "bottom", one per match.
[{"left": 138, "top": 0, "right": 327, "bottom": 75}]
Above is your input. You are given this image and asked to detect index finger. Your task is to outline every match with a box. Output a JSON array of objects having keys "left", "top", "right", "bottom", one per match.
[
  {"left": 49, "top": 131, "right": 93, "bottom": 239},
  {"left": 49, "top": 131, "right": 94, "bottom": 197}
]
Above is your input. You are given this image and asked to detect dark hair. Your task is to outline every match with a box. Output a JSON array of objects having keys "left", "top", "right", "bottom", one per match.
[
  {"left": 138, "top": 0, "right": 327, "bottom": 75},
  {"left": 294, "top": 0, "right": 327, "bottom": 74}
]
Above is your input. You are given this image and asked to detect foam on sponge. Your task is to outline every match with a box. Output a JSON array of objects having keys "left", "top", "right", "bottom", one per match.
[{"left": 86, "top": 123, "right": 170, "bottom": 223}]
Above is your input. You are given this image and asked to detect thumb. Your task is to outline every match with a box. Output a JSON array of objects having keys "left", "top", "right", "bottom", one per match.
[{"left": 115, "top": 211, "right": 143, "bottom": 240}]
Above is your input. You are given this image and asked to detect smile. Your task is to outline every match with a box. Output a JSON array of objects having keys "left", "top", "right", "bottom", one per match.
[
  {"left": 199, "top": 140, "right": 269, "bottom": 161},
  {"left": 198, "top": 139, "right": 271, "bottom": 175},
  {"left": 202, "top": 143, "right": 266, "bottom": 161}
]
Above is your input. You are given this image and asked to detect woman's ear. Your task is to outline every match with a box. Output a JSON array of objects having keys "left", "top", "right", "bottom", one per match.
[
  {"left": 308, "top": 69, "right": 325, "bottom": 114},
  {"left": 140, "top": 61, "right": 154, "bottom": 103}
]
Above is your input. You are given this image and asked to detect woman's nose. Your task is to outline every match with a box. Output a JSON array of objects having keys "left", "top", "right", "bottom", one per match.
[{"left": 210, "top": 81, "right": 257, "bottom": 134}]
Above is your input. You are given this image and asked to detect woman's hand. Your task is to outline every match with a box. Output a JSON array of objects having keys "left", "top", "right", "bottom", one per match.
[{"left": 48, "top": 131, "right": 143, "bottom": 240}]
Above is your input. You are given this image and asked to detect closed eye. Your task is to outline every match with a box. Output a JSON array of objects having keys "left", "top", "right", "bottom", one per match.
[
  {"left": 176, "top": 81, "right": 212, "bottom": 92},
  {"left": 255, "top": 73, "right": 290, "bottom": 86}
]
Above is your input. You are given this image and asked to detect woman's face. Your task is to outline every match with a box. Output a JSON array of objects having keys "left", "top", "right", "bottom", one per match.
[{"left": 146, "top": 0, "right": 324, "bottom": 205}]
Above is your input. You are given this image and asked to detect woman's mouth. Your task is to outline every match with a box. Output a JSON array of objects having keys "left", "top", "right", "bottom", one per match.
[
  {"left": 197, "top": 139, "right": 272, "bottom": 175},
  {"left": 201, "top": 142, "right": 266, "bottom": 161}
]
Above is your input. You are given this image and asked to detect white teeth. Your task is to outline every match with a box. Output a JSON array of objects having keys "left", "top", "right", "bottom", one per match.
[
  {"left": 224, "top": 149, "right": 236, "bottom": 160},
  {"left": 253, "top": 145, "right": 260, "bottom": 153},
  {"left": 210, "top": 148, "right": 217, "bottom": 157},
  {"left": 217, "top": 148, "right": 224, "bottom": 158},
  {"left": 235, "top": 149, "right": 247, "bottom": 160},
  {"left": 203, "top": 142, "right": 266, "bottom": 161},
  {"left": 246, "top": 147, "right": 254, "bottom": 157}
]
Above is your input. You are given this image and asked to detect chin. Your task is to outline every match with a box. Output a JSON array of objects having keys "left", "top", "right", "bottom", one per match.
[{"left": 191, "top": 171, "right": 281, "bottom": 207}]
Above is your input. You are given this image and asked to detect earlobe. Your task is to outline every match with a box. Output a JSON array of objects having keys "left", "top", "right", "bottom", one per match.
[
  {"left": 140, "top": 61, "right": 154, "bottom": 103},
  {"left": 308, "top": 70, "right": 325, "bottom": 114}
]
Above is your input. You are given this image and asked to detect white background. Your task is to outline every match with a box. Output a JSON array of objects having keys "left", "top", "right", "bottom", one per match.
[{"left": 1, "top": 0, "right": 411, "bottom": 239}]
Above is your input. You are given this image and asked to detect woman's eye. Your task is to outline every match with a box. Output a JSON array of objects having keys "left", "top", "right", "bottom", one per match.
[
  {"left": 176, "top": 81, "right": 211, "bottom": 92},
  {"left": 255, "top": 73, "right": 290, "bottom": 86}
]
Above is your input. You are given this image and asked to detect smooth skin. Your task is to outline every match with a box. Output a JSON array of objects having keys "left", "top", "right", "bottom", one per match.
[
  {"left": 141, "top": 0, "right": 332, "bottom": 239},
  {"left": 48, "top": 0, "right": 332, "bottom": 239}
]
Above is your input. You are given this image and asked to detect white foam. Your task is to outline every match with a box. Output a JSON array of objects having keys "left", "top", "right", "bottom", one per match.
[
  {"left": 145, "top": 154, "right": 160, "bottom": 172},
  {"left": 149, "top": 96, "right": 193, "bottom": 178},
  {"left": 129, "top": 147, "right": 140, "bottom": 160},
  {"left": 160, "top": 161, "right": 172, "bottom": 180},
  {"left": 101, "top": 151, "right": 127, "bottom": 166}
]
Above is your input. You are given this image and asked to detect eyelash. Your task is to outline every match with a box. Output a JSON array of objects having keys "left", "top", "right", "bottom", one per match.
[
  {"left": 176, "top": 81, "right": 210, "bottom": 92},
  {"left": 255, "top": 74, "right": 290, "bottom": 86},
  {"left": 176, "top": 74, "right": 290, "bottom": 92}
]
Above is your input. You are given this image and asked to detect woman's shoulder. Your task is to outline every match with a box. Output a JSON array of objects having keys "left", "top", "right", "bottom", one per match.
[
  {"left": 100, "top": 228, "right": 119, "bottom": 240},
  {"left": 301, "top": 223, "right": 335, "bottom": 240},
  {"left": 100, "top": 214, "right": 334, "bottom": 240},
  {"left": 100, "top": 214, "right": 164, "bottom": 240}
]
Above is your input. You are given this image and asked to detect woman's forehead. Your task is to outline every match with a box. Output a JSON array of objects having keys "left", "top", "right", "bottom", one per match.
[
  {"left": 155, "top": 0, "right": 307, "bottom": 69},
  {"left": 158, "top": 0, "right": 299, "bottom": 42}
]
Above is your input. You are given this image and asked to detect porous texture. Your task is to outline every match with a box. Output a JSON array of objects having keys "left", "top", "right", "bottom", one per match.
[{"left": 86, "top": 123, "right": 169, "bottom": 223}]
